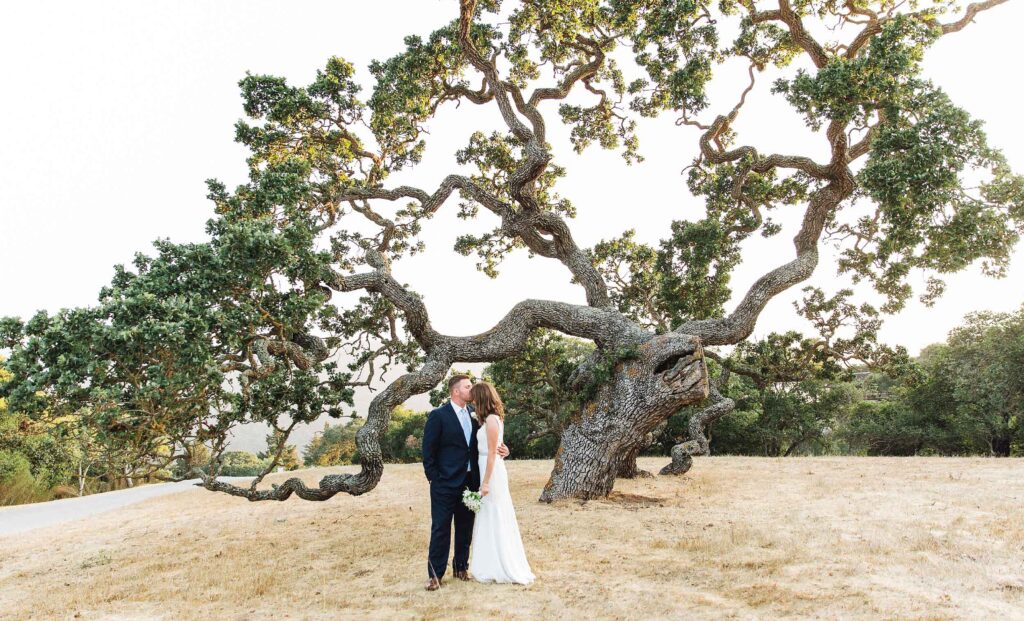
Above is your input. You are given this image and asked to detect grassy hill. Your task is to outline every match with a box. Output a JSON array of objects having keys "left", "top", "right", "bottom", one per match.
[{"left": 1, "top": 457, "right": 1021, "bottom": 620}]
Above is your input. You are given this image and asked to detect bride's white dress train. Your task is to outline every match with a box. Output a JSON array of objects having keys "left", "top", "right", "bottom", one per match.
[{"left": 469, "top": 418, "right": 536, "bottom": 585}]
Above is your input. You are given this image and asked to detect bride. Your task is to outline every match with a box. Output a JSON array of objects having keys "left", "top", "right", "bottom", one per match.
[{"left": 468, "top": 381, "right": 536, "bottom": 585}]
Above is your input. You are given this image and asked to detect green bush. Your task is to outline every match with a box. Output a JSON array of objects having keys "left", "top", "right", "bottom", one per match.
[
  {"left": 380, "top": 407, "right": 426, "bottom": 463},
  {"left": 304, "top": 418, "right": 363, "bottom": 466},
  {"left": 0, "top": 449, "right": 52, "bottom": 505},
  {"left": 0, "top": 410, "right": 77, "bottom": 489},
  {"left": 303, "top": 407, "right": 430, "bottom": 467},
  {"left": 502, "top": 411, "right": 560, "bottom": 459},
  {"left": 215, "top": 451, "right": 269, "bottom": 476},
  {"left": 173, "top": 449, "right": 272, "bottom": 477},
  {"left": 0, "top": 448, "right": 31, "bottom": 481}
]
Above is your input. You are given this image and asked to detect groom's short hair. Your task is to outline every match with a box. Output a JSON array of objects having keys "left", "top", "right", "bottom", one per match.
[{"left": 448, "top": 374, "right": 471, "bottom": 393}]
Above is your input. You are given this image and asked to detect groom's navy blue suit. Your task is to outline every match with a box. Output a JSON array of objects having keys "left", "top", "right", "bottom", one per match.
[{"left": 422, "top": 400, "right": 480, "bottom": 580}]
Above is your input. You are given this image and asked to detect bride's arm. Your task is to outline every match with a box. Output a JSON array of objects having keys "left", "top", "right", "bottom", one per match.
[{"left": 481, "top": 416, "right": 500, "bottom": 496}]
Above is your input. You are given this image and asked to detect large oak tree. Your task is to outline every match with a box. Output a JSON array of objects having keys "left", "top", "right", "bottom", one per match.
[{"left": 2, "top": 0, "right": 1020, "bottom": 502}]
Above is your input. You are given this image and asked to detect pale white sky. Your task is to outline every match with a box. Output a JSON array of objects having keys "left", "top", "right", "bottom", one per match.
[{"left": 1, "top": 1, "right": 1021, "bottom": 452}]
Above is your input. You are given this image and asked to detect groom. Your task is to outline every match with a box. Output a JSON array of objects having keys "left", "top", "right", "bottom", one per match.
[{"left": 422, "top": 374, "right": 508, "bottom": 591}]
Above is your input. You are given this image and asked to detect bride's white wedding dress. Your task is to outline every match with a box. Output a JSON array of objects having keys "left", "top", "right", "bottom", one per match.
[{"left": 470, "top": 417, "right": 536, "bottom": 585}]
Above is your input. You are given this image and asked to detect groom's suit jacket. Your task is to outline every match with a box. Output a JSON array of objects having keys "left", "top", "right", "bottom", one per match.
[{"left": 422, "top": 401, "right": 480, "bottom": 491}]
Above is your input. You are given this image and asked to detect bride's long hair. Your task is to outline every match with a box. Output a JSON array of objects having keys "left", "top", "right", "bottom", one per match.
[{"left": 470, "top": 381, "right": 505, "bottom": 422}]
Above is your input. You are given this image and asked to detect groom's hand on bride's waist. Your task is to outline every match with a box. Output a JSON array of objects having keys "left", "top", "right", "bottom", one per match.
[{"left": 497, "top": 443, "right": 510, "bottom": 458}]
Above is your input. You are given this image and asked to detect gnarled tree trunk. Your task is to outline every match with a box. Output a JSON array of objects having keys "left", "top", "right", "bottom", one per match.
[{"left": 540, "top": 333, "right": 708, "bottom": 502}]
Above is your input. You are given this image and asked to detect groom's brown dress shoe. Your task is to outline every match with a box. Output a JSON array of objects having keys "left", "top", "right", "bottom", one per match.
[
  {"left": 454, "top": 570, "right": 472, "bottom": 581},
  {"left": 425, "top": 577, "right": 441, "bottom": 591}
]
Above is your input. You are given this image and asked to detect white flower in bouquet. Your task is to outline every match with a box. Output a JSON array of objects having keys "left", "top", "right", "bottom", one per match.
[{"left": 462, "top": 489, "right": 483, "bottom": 513}]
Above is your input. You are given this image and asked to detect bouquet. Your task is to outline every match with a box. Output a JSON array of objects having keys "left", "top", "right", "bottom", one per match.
[{"left": 462, "top": 489, "right": 483, "bottom": 513}]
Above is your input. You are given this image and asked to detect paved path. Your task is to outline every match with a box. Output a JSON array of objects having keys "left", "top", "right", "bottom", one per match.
[{"left": 0, "top": 476, "right": 250, "bottom": 537}]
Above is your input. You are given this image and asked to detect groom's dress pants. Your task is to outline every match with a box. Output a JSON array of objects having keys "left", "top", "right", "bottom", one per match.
[{"left": 428, "top": 478, "right": 475, "bottom": 579}]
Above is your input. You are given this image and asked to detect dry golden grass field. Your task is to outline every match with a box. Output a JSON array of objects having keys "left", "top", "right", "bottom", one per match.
[{"left": 1, "top": 456, "right": 1023, "bottom": 620}]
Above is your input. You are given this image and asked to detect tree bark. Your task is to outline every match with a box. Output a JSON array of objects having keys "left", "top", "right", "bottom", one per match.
[
  {"left": 614, "top": 421, "right": 667, "bottom": 479},
  {"left": 614, "top": 450, "right": 652, "bottom": 479},
  {"left": 77, "top": 462, "right": 89, "bottom": 497}
]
